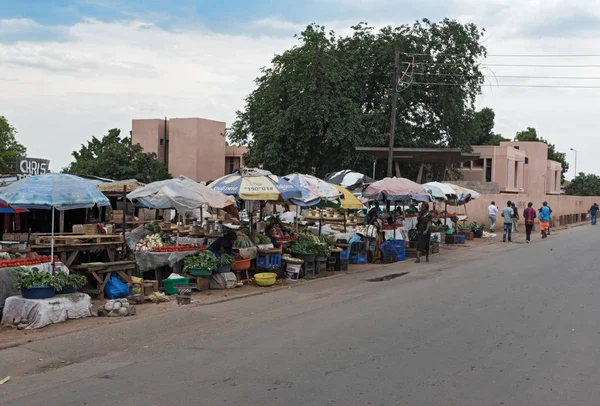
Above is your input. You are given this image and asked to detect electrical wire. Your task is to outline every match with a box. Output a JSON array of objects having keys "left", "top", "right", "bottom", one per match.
[
  {"left": 414, "top": 73, "right": 600, "bottom": 80},
  {"left": 413, "top": 82, "right": 600, "bottom": 89},
  {"left": 409, "top": 53, "right": 600, "bottom": 58},
  {"left": 414, "top": 62, "right": 600, "bottom": 68}
]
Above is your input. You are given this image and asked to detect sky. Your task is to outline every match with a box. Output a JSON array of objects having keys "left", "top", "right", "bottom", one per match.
[{"left": 1, "top": 0, "right": 599, "bottom": 178}]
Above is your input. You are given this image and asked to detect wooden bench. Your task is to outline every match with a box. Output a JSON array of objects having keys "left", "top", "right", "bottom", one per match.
[{"left": 72, "top": 261, "right": 136, "bottom": 300}]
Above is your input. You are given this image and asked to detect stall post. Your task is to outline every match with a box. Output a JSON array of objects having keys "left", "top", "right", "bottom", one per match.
[
  {"left": 393, "top": 200, "right": 396, "bottom": 239},
  {"left": 318, "top": 208, "right": 323, "bottom": 236},
  {"left": 122, "top": 185, "right": 127, "bottom": 260}
]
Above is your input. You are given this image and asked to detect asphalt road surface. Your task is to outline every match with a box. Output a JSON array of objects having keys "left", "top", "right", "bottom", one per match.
[{"left": 5, "top": 225, "right": 600, "bottom": 405}]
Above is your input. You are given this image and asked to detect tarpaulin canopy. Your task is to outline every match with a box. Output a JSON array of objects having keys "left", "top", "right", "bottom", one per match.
[
  {"left": 325, "top": 170, "right": 373, "bottom": 191},
  {"left": 0, "top": 173, "right": 110, "bottom": 211},
  {"left": 443, "top": 183, "right": 481, "bottom": 202},
  {"left": 363, "top": 177, "right": 431, "bottom": 202},
  {"left": 127, "top": 176, "right": 235, "bottom": 212},
  {"left": 284, "top": 173, "right": 342, "bottom": 207},
  {"left": 0, "top": 203, "right": 27, "bottom": 214},
  {"left": 210, "top": 168, "right": 302, "bottom": 201},
  {"left": 423, "top": 182, "right": 457, "bottom": 200}
]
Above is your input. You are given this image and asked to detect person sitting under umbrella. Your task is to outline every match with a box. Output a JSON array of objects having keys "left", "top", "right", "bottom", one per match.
[{"left": 208, "top": 231, "right": 238, "bottom": 256}]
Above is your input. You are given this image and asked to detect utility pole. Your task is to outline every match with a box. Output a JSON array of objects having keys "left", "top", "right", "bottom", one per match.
[
  {"left": 387, "top": 51, "right": 401, "bottom": 178},
  {"left": 570, "top": 148, "right": 577, "bottom": 178}
]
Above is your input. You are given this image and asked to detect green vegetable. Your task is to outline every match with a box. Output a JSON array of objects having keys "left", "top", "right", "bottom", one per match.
[
  {"left": 14, "top": 267, "right": 62, "bottom": 291},
  {"left": 184, "top": 251, "right": 219, "bottom": 272},
  {"left": 314, "top": 244, "right": 331, "bottom": 257},
  {"left": 289, "top": 237, "right": 319, "bottom": 255},
  {"left": 233, "top": 236, "right": 253, "bottom": 249},
  {"left": 219, "top": 254, "right": 235, "bottom": 267}
]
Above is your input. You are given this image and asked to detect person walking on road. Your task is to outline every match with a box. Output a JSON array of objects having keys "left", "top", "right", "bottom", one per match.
[
  {"left": 511, "top": 202, "right": 520, "bottom": 232},
  {"left": 523, "top": 202, "right": 537, "bottom": 243},
  {"left": 415, "top": 203, "right": 432, "bottom": 264},
  {"left": 501, "top": 201, "right": 514, "bottom": 242},
  {"left": 488, "top": 201, "right": 498, "bottom": 233},
  {"left": 539, "top": 201, "right": 551, "bottom": 239},
  {"left": 589, "top": 203, "right": 599, "bottom": 225}
]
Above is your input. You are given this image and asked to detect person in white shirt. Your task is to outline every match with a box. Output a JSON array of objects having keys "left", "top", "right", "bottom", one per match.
[{"left": 488, "top": 201, "right": 499, "bottom": 232}]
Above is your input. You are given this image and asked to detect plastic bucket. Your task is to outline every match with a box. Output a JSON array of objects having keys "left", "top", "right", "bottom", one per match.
[
  {"left": 22, "top": 286, "right": 55, "bottom": 300},
  {"left": 285, "top": 263, "right": 301, "bottom": 281}
]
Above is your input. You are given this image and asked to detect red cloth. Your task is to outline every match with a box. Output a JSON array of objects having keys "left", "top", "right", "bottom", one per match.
[{"left": 523, "top": 207, "right": 537, "bottom": 224}]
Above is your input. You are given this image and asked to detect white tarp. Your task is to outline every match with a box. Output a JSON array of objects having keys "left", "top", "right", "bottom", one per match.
[{"left": 2, "top": 293, "right": 93, "bottom": 330}]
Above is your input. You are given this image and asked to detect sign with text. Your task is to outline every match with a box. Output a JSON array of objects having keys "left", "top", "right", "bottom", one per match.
[{"left": 16, "top": 157, "right": 51, "bottom": 179}]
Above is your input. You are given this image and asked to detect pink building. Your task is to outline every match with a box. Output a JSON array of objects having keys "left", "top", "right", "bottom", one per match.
[
  {"left": 461, "top": 141, "right": 562, "bottom": 195},
  {"left": 132, "top": 118, "right": 247, "bottom": 182}
]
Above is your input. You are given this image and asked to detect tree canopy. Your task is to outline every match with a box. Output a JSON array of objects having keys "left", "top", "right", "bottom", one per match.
[
  {"left": 565, "top": 173, "right": 600, "bottom": 196},
  {"left": 0, "top": 116, "right": 27, "bottom": 174},
  {"left": 228, "top": 19, "right": 488, "bottom": 178},
  {"left": 469, "top": 108, "right": 509, "bottom": 146},
  {"left": 514, "top": 127, "right": 569, "bottom": 180},
  {"left": 63, "top": 129, "right": 171, "bottom": 183}
]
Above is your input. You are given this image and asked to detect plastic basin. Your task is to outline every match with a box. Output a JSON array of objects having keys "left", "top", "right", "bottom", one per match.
[
  {"left": 232, "top": 258, "right": 251, "bottom": 271},
  {"left": 254, "top": 272, "right": 277, "bottom": 286},
  {"left": 22, "top": 286, "right": 55, "bottom": 299},
  {"left": 188, "top": 269, "right": 212, "bottom": 277}
]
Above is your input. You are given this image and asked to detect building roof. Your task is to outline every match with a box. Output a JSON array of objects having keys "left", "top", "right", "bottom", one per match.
[
  {"left": 96, "top": 179, "right": 145, "bottom": 194},
  {"left": 356, "top": 147, "right": 480, "bottom": 164}
]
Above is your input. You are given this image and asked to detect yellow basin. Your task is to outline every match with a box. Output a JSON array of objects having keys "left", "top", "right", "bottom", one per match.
[{"left": 254, "top": 272, "right": 277, "bottom": 287}]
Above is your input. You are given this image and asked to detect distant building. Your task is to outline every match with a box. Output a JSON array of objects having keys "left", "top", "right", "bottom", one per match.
[
  {"left": 131, "top": 117, "right": 247, "bottom": 182},
  {"left": 460, "top": 141, "right": 562, "bottom": 195}
]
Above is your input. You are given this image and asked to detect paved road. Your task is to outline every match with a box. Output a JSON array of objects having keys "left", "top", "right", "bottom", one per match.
[{"left": 4, "top": 225, "right": 600, "bottom": 405}]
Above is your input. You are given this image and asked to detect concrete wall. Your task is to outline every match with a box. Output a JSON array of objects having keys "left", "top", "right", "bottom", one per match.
[
  {"left": 464, "top": 194, "right": 597, "bottom": 227},
  {"left": 463, "top": 146, "right": 525, "bottom": 192},
  {"left": 502, "top": 141, "right": 549, "bottom": 196},
  {"left": 547, "top": 160, "right": 562, "bottom": 195},
  {"left": 168, "top": 118, "right": 226, "bottom": 181},
  {"left": 131, "top": 119, "right": 165, "bottom": 162}
]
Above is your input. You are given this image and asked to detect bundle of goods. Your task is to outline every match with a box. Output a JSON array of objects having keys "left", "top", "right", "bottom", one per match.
[
  {"left": 152, "top": 245, "right": 205, "bottom": 253},
  {"left": 135, "top": 234, "right": 163, "bottom": 251},
  {"left": 0, "top": 255, "right": 60, "bottom": 268}
]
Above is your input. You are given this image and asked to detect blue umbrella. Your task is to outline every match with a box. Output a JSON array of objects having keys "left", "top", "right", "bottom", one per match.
[{"left": 0, "top": 173, "right": 111, "bottom": 262}]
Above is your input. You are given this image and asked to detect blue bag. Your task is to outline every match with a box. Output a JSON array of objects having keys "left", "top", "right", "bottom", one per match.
[{"left": 104, "top": 274, "right": 130, "bottom": 299}]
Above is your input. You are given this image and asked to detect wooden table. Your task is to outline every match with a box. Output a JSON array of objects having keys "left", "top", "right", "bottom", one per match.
[
  {"left": 71, "top": 261, "right": 136, "bottom": 300},
  {"left": 31, "top": 241, "right": 122, "bottom": 268}
]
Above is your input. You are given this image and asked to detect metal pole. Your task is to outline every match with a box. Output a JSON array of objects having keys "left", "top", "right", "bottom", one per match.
[
  {"left": 372, "top": 160, "right": 376, "bottom": 181},
  {"left": 570, "top": 148, "right": 577, "bottom": 178},
  {"left": 387, "top": 51, "right": 401, "bottom": 178},
  {"left": 51, "top": 207, "right": 55, "bottom": 268}
]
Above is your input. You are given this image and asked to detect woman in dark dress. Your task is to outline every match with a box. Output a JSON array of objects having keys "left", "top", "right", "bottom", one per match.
[{"left": 415, "top": 203, "right": 432, "bottom": 263}]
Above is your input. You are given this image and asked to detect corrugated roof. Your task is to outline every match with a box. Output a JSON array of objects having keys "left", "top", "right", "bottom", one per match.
[{"left": 96, "top": 179, "right": 145, "bottom": 193}]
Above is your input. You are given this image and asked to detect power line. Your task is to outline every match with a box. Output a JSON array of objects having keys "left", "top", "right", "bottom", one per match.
[
  {"left": 413, "top": 82, "right": 600, "bottom": 89},
  {"left": 414, "top": 73, "right": 600, "bottom": 80},
  {"left": 414, "top": 62, "right": 600, "bottom": 68},
  {"left": 410, "top": 53, "right": 600, "bottom": 58}
]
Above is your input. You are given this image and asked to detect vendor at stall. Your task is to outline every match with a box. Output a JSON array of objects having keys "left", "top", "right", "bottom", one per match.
[
  {"left": 265, "top": 227, "right": 280, "bottom": 248},
  {"left": 208, "top": 231, "right": 237, "bottom": 256},
  {"left": 368, "top": 202, "right": 380, "bottom": 225},
  {"left": 415, "top": 203, "right": 433, "bottom": 264}
]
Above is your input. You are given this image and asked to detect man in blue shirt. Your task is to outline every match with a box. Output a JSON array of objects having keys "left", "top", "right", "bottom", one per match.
[
  {"left": 539, "top": 202, "right": 551, "bottom": 239},
  {"left": 590, "top": 203, "right": 599, "bottom": 225},
  {"left": 501, "top": 200, "right": 514, "bottom": 243}
]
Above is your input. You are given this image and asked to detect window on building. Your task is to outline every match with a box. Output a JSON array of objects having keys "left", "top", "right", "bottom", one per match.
[
  {"left": 473, "top": 159, "right": 484, "bottom": 168},
  {"left": 525, "top": 157, "right": 529, "bottom": 164},
  {"left": 514, "top": 146, "right": 520, "bottom": 150},
  {"left": 160, "top": 139, "right": 164, "bottom": 146},
  {"left": 228, "top": 158, "right": 235, "bottom": 174},
  {"left": 485, "top": 159, "right": 492, "bottom": 182},
  {"left": 514, "top": 161, "right": 518, "bottom": 188},
  {"left": 555, "top": 171, "right": 558, "bottom": 191}
]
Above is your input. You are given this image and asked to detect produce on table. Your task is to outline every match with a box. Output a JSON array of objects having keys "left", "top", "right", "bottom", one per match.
[
  {"left": 219, "top": 253, "right": 236, "bottom": 267},
  {"left": 183, "top": 250, "right": 219, "bottom": 272},
  {"left": 315, "top": 244, "right": 331, "bottom": 257},
  {"left": 276, "top": 235, "right": 296, "bottom": 242},
  {"left": 152, "top": 245, "right": 205, "bottom": 253},
  {"left": 14, "top": 267, "right": 64, "bottom": 290},
  {"left": 0, "top": 255, "right": 60, "bottom": 269},
  {"left": 144, "top": 220, "right": 163, "bottom": 234},
  {"left": 54, "top": 272, "right": 87, "bottom": 290},
  {"left": 289, "top": 237, "right": 320, "bottom": 255},
  {"left": 135, "top": 233, "right": 163, "bottom": 251},
  {"left": 233, "top": 236, "right": 253, "bottom": 249}
]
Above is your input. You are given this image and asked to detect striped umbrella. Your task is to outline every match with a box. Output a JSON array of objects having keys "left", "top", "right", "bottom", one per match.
[
  {"left": 423, "top": 182, "right": 457, "bottom": 200},
  {"left": 210, "top": 168, "right": 302, "bottom": 201}
]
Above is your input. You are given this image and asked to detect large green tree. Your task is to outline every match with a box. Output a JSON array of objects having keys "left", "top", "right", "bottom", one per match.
[
  {"left": 228, "top": 19, "right": 487, "bottom": 178},
  {"left": 514, "top": 127, "right": 569, "bottom": 180},
  {"left": 63, "top": 129, "right": 171, "bottom": 183},
  {"left": 565, "top": 173, "right": 600, "bottom": 196},
  {"left": 469, "top": 108, "right": 509, "bottom": 146},
  {"left": 0, "top": 116, "right": 27, "bottom": 174}
]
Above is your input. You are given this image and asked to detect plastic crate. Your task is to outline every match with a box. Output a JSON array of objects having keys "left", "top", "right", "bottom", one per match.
[
  {"left": 335, "top": 258, "right": 348, "bottom": 271},
  {"left": 301, "top": 260, "right": 315, "bottom": 277},
  {"left": 316, "top": 259, "right": 327, "bottom": 274},
  {"left": 350, "top": 252, "right": 368, "bottom": 264},
  {"left": 163, "top": 277, "right": 189, "bottom": 295},
  {"left": 257, "top": 252, "right": 282, "bottom": 269},
  {"left": 350, "top": 241, "right": 366, "bottom": 254},
  {"left": 327, "top": 256, "right": 337, "bottom": 271},
  {"left": 381, "top": 254, "right": 397, "bottom": 264}
]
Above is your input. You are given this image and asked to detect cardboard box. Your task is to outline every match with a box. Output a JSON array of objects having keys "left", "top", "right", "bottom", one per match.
[
  {"left": 72, "top": 225, "right": 84, "bottom": 234},
  {"left": 83, "top": 224, "right": 98, "bottom": 235}
]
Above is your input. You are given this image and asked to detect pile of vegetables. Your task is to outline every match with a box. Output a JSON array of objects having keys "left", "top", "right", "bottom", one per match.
[
  {"left": 249, "top": 231, "right": 271, "bottom": 245},
  {"left": 314, "top": 244, "right": 331, "bottom": 258},
  {"left": 144, "top": 220, "right": 163, "bottom": 234},
  {"left": 0, "top": 255, "right": 60, "bottom": 269},
  {"left": 219, "top": 253, "right": 235, "bottom": 267},
  {"left": 233, "top": 236, "right": 254, "bottom": 249},
  {"left": 135, "top": 234, "right": 163, "bottom": 251},
  {"left": 276, "top": 235, "right": 296, "bottom": 242},
  {"left": 14, "top": 267, "right": 85, "bottom": 291},
  {"left": 289, "top": 237, "right": 320, "bottom": 255},
  {"left": 183, "top": 250, "right": 219, "bottom": 272},
  {"left": 152, "top": 245, "right": 204, "bottom": 253}
]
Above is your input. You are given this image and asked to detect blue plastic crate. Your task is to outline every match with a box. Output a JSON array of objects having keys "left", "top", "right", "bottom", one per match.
[
  {"left": 397, "top": 251, "right": 406, "bottom": 261},
  {"left": 257, "top": 252, "right": 281, "bottom": 269},
  {"left": 350, "top": 252, "right": 367, "bottom": 264},
  {"left": 388, "top": 239, "right": 405, "bottom": 252},
  {"left": 339, "top": 248, "right": 350, "bottom": 260}
]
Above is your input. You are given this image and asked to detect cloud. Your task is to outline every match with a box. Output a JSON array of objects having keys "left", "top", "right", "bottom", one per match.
[{"left": 2, "top": 0, "right": 600, "bottom": 179}]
